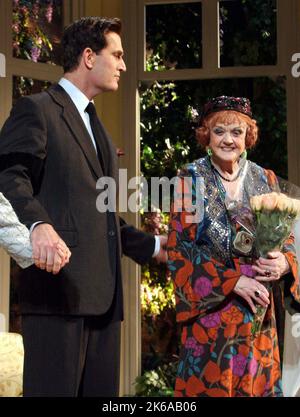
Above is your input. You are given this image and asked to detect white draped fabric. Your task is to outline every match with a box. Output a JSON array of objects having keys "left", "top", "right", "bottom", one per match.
[
  {"left": 0, "top": 193, "right": 33, "bottom": 268},
  {"left": 282, "top": 312, "right": 300, "bottom": 396},
  {"left": 282, "top": 220, "right": 300, "bottom": 397}
]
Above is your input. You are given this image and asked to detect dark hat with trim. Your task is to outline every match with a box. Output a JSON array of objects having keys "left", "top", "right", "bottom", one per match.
[{"left": 200, "top": 95, "right": 252, "bottom": 124}]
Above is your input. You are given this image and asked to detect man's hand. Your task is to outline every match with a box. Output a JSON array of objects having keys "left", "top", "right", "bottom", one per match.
[
  {"left": 31, "top": 223, "right": 71, "bottom": 274},
  {"left": 154, "top": 235, "right": 168, "bottom": 264}
]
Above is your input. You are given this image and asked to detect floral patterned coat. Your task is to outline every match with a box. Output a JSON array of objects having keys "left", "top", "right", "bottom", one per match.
[{"left": 167, "top": 158, "right": 300, "bottom": 397}]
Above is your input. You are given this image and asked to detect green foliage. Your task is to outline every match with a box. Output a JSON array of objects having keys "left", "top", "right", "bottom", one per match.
[
  {"left": 220, "top": 0, "right": 277, "bottom": 66},
  {"left": 141, "top": 210, "right": 179, "bottom": 377},
  {"left": 13, "top": 77, "right": 51, "bottom": 102},
  {"left": 141, "top": 277, "right": 174, "bottom": 319},
  {"left": 146, "top": 2, "right": 202, "bottom": 70},
  {"left": 140, "top": 79, "right": 202, "bottom": 180},
  {"left": 141, "top": 211, "right": 174, "bottom": 320},
  {"left": 134, "top": 361, "right": 178, "bottom": 397}
]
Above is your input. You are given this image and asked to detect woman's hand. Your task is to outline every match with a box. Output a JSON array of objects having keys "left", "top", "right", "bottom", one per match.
[
  {"left": 233, "top": 275, "right": 270, "bottom": 313},
  {"left": 252, "top": 250, "right": 290, "bottom": 282}
]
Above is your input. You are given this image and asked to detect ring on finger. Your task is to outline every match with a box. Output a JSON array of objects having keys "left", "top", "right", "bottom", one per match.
[
  {"left": 254, "top": 290, "right": 261, "bottom": 298},
  {"left": 265, "top": 269, "right": 271, "bottom": 277}
]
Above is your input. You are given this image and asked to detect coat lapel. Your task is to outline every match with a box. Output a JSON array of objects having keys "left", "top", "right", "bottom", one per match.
[
  {"left": 47, "top": 84, "right": 103, "bottom": 179},
  {"left": 94, "top": 117, "right": 118, "bottom": 182}
]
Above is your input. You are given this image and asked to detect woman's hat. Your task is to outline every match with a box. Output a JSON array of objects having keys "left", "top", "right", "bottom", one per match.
[{"left": 200, "top": 95, "right": 252, "bottom": 123}]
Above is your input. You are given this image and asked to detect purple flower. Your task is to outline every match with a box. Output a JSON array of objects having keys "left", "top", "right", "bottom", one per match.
[
  {"left": 200, "top": 312, "right": 221, "bottom": 328},
  {"left": 12, "top": 23, "right": 20, "bottom": 34},
  {"left": 194, "top": 276, "right": 212, "bottom": 297},
  {"left": 30, "top": 46, "right": 41, "bottom": 62},
  {"left": 230, "top": 354, "right": 248, "bottom": 377},
  {"left": 185, "top": 337, "right": 197, "bottom": 349},
  {"left": 175, "top": 221, "right": 183, "bottom": 233},
  {"left": 248, "top": 358, "right": 258, "bottom": 376},
  {"left": 45, "top": 3, "right": 53, "bottom": 23},
  {"left": 33, "top": 2, "right": 40, "bottom": 15},
  {"left": 193, "top": 344, "right": 204, "bottom": 357}
]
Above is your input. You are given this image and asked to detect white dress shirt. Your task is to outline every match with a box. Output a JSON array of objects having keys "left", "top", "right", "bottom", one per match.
[{"left": 59, "top": 77, "right": 97, "bottom": 151}]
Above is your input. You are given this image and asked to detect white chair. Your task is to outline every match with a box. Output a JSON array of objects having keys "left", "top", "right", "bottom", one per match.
[
  {"left": 0, "top": 332, "right": 24, "bottom": 397},
  {"left": 0, "top": 314, "right": 5, "bottom": 332}
]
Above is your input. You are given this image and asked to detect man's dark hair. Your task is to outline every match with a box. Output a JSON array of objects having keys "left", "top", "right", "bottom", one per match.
[{"left": 62, "top": 16, "right": 122, "bottom": 73}]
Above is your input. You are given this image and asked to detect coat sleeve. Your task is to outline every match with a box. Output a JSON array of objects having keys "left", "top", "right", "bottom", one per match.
[
  {"left": 119, "top": 216, "right": 155, "bottom": 265},
  {"left": 0, "top": 96, "right": 53, "bottom": 227},
  {"left": 0, "top": 193, "right": 33, "bottom": 268},
  {"left": 167, "top": 174, "right": 241, "bottom": 323}
]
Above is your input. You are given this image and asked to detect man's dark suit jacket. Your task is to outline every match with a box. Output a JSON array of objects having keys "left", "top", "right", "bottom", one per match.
[{"left": 0, "top": 84, "right": 154, "bottom": 319}]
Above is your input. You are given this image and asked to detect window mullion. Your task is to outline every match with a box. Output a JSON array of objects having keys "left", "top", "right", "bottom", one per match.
[
  {"left": 202, "top": 0, "right": 219, "bottom": 71},
  {"left": 9, "top": 58, "right": 63, "bottom": 82}
]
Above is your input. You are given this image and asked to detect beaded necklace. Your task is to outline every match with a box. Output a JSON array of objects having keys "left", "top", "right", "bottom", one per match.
[{"left": 212, "top": 165, "right": 242, "bottom": 182}]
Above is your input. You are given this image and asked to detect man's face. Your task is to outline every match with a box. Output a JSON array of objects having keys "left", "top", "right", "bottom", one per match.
[{"left": 90, "top": 32, "right": 126, "bottom": 92}]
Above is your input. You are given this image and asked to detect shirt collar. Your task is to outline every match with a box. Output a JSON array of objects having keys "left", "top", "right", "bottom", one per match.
[{"left": 58, "top": 77, "right": 91, "bottom": 114}]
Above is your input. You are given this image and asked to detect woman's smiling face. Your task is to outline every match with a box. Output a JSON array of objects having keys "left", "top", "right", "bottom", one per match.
[{"left": 208, "top": 121, "right": 247, "bottom": 166}]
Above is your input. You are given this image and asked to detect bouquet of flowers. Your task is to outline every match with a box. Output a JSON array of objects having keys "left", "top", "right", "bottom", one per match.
[{"left": 249, "top": 192, "right": 300, "bottom": 337}]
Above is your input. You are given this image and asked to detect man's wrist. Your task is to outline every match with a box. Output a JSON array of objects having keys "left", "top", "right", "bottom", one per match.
[{"left": 30, "top": 221, "right": 46, "bottom": 234}]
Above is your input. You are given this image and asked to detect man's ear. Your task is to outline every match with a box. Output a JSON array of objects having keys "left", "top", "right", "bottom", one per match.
[{"left": 82, "top": 47, "right": 95, "bottom": 70}]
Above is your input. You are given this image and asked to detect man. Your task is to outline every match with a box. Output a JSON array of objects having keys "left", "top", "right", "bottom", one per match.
[{"left": 0, "top": 17, "right": 166, "bottom": 397}]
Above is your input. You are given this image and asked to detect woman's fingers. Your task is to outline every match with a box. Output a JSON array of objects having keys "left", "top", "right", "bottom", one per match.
[
  {"left": 252, "top": 264, "right": 281, "bottom": 281},
  {"left": 252, "top": 289, "right": 269, "bottom": 308},
  {"left": 244, "top": 295, "right": 257, "bottom": 314},
  {"left": 52, "top": 252, "right": 63, "bottom": 275},
  {"left": 252, "top": 264, "right": 267, "bottom": 275},
  {"left": 256, "top": 282, "right": 269, "bottom": 299},
  {"left": 233, "top": 275, "right": 269, "bottom": 311},
  {"left": 255, "top": 274, "right": 280, "bottom": 282},
  {"left": 56, "top": 242, "right": 72, "bottom": 264}
]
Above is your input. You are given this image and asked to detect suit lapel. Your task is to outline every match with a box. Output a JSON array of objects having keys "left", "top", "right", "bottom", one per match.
[{"left": 47, "top": 84, "right": 103, "bottom": 179}]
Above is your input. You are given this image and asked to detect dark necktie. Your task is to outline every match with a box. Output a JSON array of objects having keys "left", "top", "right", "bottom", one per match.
[
  {"left": 85, "top": 102, "right": 106, "bottom": 174},
  {"left": 85, "top": 104, "right": 117, "bottom": 278}
]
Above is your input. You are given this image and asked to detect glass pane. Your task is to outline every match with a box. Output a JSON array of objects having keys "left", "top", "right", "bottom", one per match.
[
  {"left": 9, "top": 76, "right": 52, "bottom": 333},
  {"left": 146, "top": 2, "right": 202, "bottom": 71},
  {"left": 219, "top": 0, "right": 277, "bottom": 67},
  {"left": 139, "top": 76, "right": 286, "bottom": 388},
  {"left": 13, "top": 76, "right": 51, "bottom": 105},
  {"left": 12, "top": 0, "right": 64, "bottom": 65}
]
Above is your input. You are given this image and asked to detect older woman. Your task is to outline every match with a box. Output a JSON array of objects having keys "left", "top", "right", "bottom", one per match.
[
  {"left": 0, "top": 192, "right": 70, "bottom": 270},
  {"left": 167, "top": 96, "right": 300, "bottom": 397}
]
